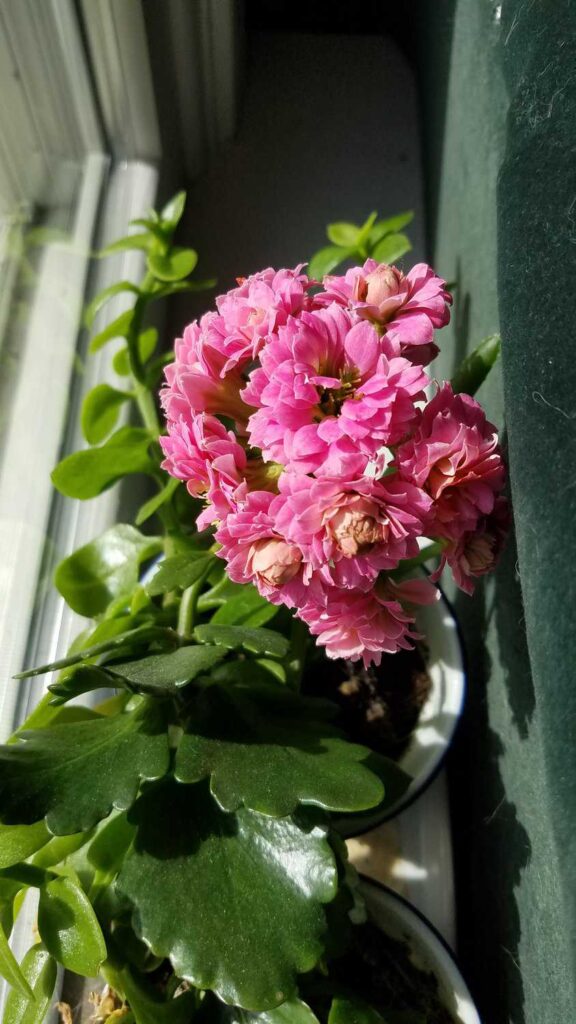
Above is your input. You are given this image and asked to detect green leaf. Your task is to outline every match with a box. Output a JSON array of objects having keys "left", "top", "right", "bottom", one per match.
[
  {"left": 30, "top": 830, "right": 95, "bottom": 869},
  {"left": 0, "top": 701, "right": 170, "bottom": 834},
  {"left": 117, "top": 966, "right": 198, "bottom": 1024},
  {"left": 15, "top": 624, "right": 177, "bottom": 679},
  {"left": 145, "top": 553, "right": 215, "bottom": 596},
  {"left": 87, "top": 813, "right": 135, "bottom": 875},
  {"left": 451, "top": 333, "right": 501, "bottom": 396},
  {"left": 0, "top": 925, "right": 34, "bottom": 1000},
  {"left": 38, "top": 876, "right": 106, "bottom": 976},
  {"left": 89, "top": 309, "right": 134, "bottom": 354},
  {"left": 308, "top": 246, "right": 355, "bottom": 280},
  {"left": 153, "top": 278, "right": 216, "bottom": 298},
  {"left": 0, "top": 822, "right": 50, "bottom": 869},
  {"left": 354, "top": 211, "right": 378, "bottom": 251},
  {"left": 54, "top": 524, "right": 162, "bottom": 617},
  {"left": 175, "top": 683, "right": 384, "bottom": 816},
  {"left": 99, "top": 233, "right": 151, "bottom": 257},
  {"left": 135, "top": 477, "right": 179, "bottom": 526},
  {"left": 160, "top": 191, "right": 187, "bottom": 230},
  {"left": 194, "top": 624, "right": 289, "bottom": 658},
  {"left": 84, "top": 282, "right": 140, "bottom": 329},
  {"left": 113, "top": 328, "right": 158, "bottom": 376},
  {"left": 368, "top": 211, "right": 414, "bottom": 247},
  {"left": 117, "top": 778, "right": 337, "bottom": 1009},
  {"left": 51, "top": 427, "right": 155, "bottom": 500},
  {"left": 81, "top": 384, "right": 132, "bottom": 445},
  {"left": 210, "top": 583, "right": 279, "bottom": 627},
  {"left": 198, "top": 993, "right": 320, "bottom": 1024},
  {"left": 147, "top": 247, "right": 198, "bottom": 282},
  {"left": 328, "top": 997, "right": 386, "bottom": 1024},
  {"left": 370, "top": 233, "right": 412, "bottom": 264},
  {"left": 326, "top": 222, "right": 360, "bottom": 247},
  {"left": 48, "top": 666, "right": 115, "bottom": 705},
  {"left": 104, "top": 645, "right": 227, "bottom": 695},
  {"left": 2, "top": 946, "right": 57, "bottom": 1024}
]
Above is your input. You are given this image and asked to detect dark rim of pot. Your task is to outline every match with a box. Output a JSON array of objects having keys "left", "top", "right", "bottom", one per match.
[
  {"left": 333, "top": 581, "right": 469, "bottom": 837},
  {"left": 359, "top": 875, "right": 482, "bottom": 1024}
]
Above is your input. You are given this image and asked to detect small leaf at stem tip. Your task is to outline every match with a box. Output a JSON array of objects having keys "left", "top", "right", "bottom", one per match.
[
  {"left": 81, "top": 384, "right": 133, "bottom": 445},
  {"left": 160, "top": 191, "right": 187, "bottom": 229},
  {"left": 451, "top": 333, "right": 501, "bottom": 396},
  {"left": 367, "top": 210, "right": 414, "bottom": 248},
  {"left": 113, "top": 328, "right": 158, "bottom": 376},
  {"left": 2, "top": 945, "right": 57, "bottom": 1024},
  {"left": 98, "top": 233, "right": 151, "bottom": 258},
  {"left": 145, "top": 552, "right": 215, "bottom": 596},
  {"left": 54, "top": 523, "right": 162, "bottom": 617},
  {"left": 193, "top": 623, "right": 289, "bottom": 658},
  {"left": 370, "top": 232, "right": 412, "bottom": 264},
  {"left": 51, "top": 426, "right": 156, "bottom": 500},
  {"left": 135, "top": 477, "right": 179, "bottom": 526},
  {"left": 355, "top": 211, "right": 378, "bottom": 250},
  {"left": 327, "top": 221, "right": 361, "bottom": 247},
  {"left": 308, "top": 245, "right": 356, "bottom": 280},
  {"left": 147, "top": 247, "right": 198, "bottom": 282},
  {"left": 84, "top": 281, "right": 140, "bottom": 329},
  {"left": 38, "top": 876, "right": 107, "bottom": 976},
  {"left": 89, "top": 308, "right": 134, "bottom": 353}
]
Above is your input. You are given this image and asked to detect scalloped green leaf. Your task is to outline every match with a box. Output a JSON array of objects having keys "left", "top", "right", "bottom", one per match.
[
  {"left": 147, "top": 247, "right": 198, "bottom": 282},
  {"left": 2, "top": 945, "right": 57, "bottom": 1024},
  {"left": 104, "top": 645, "right": 227, "bottom": 696},
  {"left": 451, "top": 333, "right": 501, "bottom": 396},
  {"left": 0, "top": 701, "right": 170, "bottom": 834},
  {"left": 370, "top": 232, "right": 412, "bottom": 265},
  {"left": 38, "top": 875, "right": 107, "bottom": 976},
  {"left": 81, "top": 384, "right": 133, "bottom": 445},
  {"left": 117, "top": 778, "right": 337, "bottom": 1010},
  {"left": 51, "top": 427, "right": 155, "bottom": 500},
  {"left": 175, "top": 683, "right": 384, "bottom": 816},
  {"left": 54, "top": 524, "right": 162, "bottom": 617},
  {"left": 193, "top": 624, "right": 289, "bottom": 658}
]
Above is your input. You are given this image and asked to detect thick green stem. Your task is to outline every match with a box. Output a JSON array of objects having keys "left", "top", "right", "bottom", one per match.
[
  {"left": 134, "top": 381, "right": 160, "bottom": 434},
  {"left": 177, "top": 582, "right": 201, "bottom": 638}
]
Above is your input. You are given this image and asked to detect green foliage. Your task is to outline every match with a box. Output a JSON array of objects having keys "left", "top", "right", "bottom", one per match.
[
  {"left": 193, "top": 624, "right": 289, "bottom": 658},
  {"left": 117, "top": 778, "right": 337, "bottom": 1009},
  {"left": 51, "top": 427, "right": 155, "bottom": 499},
  {"left": 1, "top": 946, "right": 57, "bottom": 1024},
  {"left": 95, "top": 645, "right": 227, "bottom": 697},
  {"left": 113, "top": 328, "right": 158, "bottom": 376},
  {"left": 0, "top": 701, "right": 170, "bottom": 833},
  {"left": 308, "top": 209, "right": 414, "bottom": 278},
  {"left": 328, "top": 997, "right": 386, "bottom": 1024},
  {"left": 145, "top": 552, "right": 216, "bottom": 596},
  {"left": 451, "top": 333, "right": 501, "bottom": 395},
  {"left": 37, "top": 875, "right": 107, "bottom": 976},
  {"left": 0, "top": 822, "right": 50, "bottom": 869},
  {"left": 81, "top": 384, "right": 133, "bottom": 444},
  {"left": 54, "top": 524, "right": 162, "bottom": 617},
  {"left": 175, "top": 682, "right": 384, "bottom": 816},
  {"left": 0, "top": 924, "right": 33, "bottom": 1000}
]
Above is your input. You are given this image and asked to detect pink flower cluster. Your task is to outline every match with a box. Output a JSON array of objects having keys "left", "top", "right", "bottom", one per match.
[{"left": 160, "top": 259, "right": 508, "bottom": 666}]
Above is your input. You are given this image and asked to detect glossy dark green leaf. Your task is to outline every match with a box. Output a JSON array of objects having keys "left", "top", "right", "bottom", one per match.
[
  {"left": 38, "top": 876, "right": 106, "bottom": 976},
  {"left": 308, "top": 246, "right": 355, "bottom": 280},
  {"left": 0, "top": 924, "right": 34, "bottom": 1000},
  {"left": 160, "top": 191, "right": 187, "bottom": 230},
  {"left": 451, "top": 333, "right": 501, "bottom": 396},
  {"left": 113, "top": 328, "right": 158, "bottom": 376},
  {"left": 81, "top": 384, "right": 132, "bottom": 445},
  {"left": 326, "top": 222, "right": 360, "bottom": 247},
  {"left": 147, "top": 247, "right": 198, "bottom": 282},
  {"left": 84, "top": 281, "right": 139, "bottom": 329},
  {"left": 0, "top": 701, "right": 170, "bottom": 834},
  {"left": 197, "top": 992, "right": 320, "bottom": 1024},
  {"left": 118, "top": 966, "right": 198, "bottom": 1024},
  {"left": 54, "top": 524, "right": 162, "bottom": 617},
  {"left": 135, "top": 477, "right": 179, "bottom": 526},
  {"left": 193, "top": 624, "right": 289, "bottom": 658},
  {"left": 117, "top": 778, "right": 337, "bottom": 1010},
  {"left": 15, "top": 624, "right": 177, "bottom": 679},
  {"left": 0, "top": 822, "right": 50, "bottom": 869},
  {"left": 370, "top": 233, "right": 412, "bottom": 264},
  {"left": 175, "top": 683, "right": 384, "bottom": 816},
  {"left": 89, "top": 309, "right": 134, "bottom": 354},
  {"left": 367, "top": 211, "right": 414, "bottom": 248},
  {"left": 51, "top": 427, "right": 155, "bottom": 500},
  {"left": 210, "top": 584, "right": 279, "bottom": 627},
  {"left": 328, "top": 997, "right": 386, "bottom": 1024},
  {"left": 145, "top": 553, "right": 215, "bottom": 596},
  {"left": 106, "top": 645, "right": 227, "bottom": 695},
  {"left": 48, "top": 665, "right": 115, "bottom": 704},
  {"left": 87, "top": 812, "right": 135, "bottom": 875},
  {"left": 2, "top": 945, "right": 57, "bottom": 1024},
  {"left": 99, "top": 233, "right": 151, "bottom": 257}
]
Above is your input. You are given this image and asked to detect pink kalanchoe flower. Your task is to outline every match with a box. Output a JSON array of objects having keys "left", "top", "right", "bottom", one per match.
[
  {"left": 215, "top": 265, "right": 314, "bottom": 373},
  {"left": 440, "top": 495, "right": 510, "bottom": 595},
  {"left": 244, "top": 304, "right": 427, "bottom": 474},
  {"left": 395, "top": 382, "right": 506, "bottom": 540},
  {"left": 318, "top": 260, "right": 451, "bottom": 365},
  {"left": 271, "top": 473, "right": 432, "bottom": 589}
]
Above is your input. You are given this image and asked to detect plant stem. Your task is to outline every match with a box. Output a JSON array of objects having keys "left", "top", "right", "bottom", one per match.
[
  {"left": 177, "top": 582, "right": 200, "bottom": 638},
  {"left": 287, "top": 617, "right": 309, "bottom": 692}
]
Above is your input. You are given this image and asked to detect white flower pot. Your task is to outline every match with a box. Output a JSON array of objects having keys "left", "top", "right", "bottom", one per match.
[{"left": 362, "top": 877, "right": 481, "bottom": 1024}]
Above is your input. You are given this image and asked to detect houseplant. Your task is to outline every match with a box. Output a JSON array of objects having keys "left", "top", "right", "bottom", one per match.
[{"left": 0, "top": 195, "right": 505, "bottom": 1022}]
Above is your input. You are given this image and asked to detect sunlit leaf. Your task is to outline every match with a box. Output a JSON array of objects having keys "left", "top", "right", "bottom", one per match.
[
  {"left": 84, "top": 281, "right": 139, "bottom": 329},
  {"left": 145, "top": 553, "right": 215, "bottom": 596},
  {"left": 308, "top": 245, "right": 355, "bottom": 280},
  {"left": 81, "top": 384, "right": 132, "bottom": 445},
  {"left": 99, "top": 233, "right": 151, "bottom": 257},
  {"left": 2, "top": 945, "right": 57, "bottom": 1024},
  {"left": 160, "top": 192, "right": 187, "bottom": 230},
  {"left": 135, "top": 477, "right": 179, "bottom": 526},
  {"left": 370, "top": 232, "right": 412, "bottom": 264},
  {"left": 0, "top": 822, "right": 51, "bottom": 869},
  {"left": 89, "top": 309, "right": 134, "bottom": 353},
  {"left": 194, "top": 624, "right": 289, "bottom": 658},
  {"left": 147, "top": 247, "right": 198, "bottom": 282},
  {"left": 52, "top": 427, "right": 155, "bottom": 500},
  {"left": 0, "top": 925, "right": 34, "bottom": 1000},
  {"left": 38, "top": 876, "right": 107, "bottom": 975},
  {"left": 113, "top": 328, "right": 158, "bottom": 376},
  {"left": 326, "top": 222, "right": 360, "bottom": 247},
  {"left": 451, "top": 334, "right": 501, "bottom": 396}
]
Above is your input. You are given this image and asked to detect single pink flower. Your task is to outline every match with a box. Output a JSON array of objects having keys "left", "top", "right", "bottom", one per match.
[
  {"left": 318, "top": 260, "right": 452, "bottom": 365},
  {"left": 244, "top": 305, "right": 427, "bottom": 474},
  {"left": 215, "top": 265, "right": 314, "bottom": 372},
  {"left": 396, "top": 383, "right": 506, "bottom": 540},
  {"left": 271, "top": 473, "right": 432, "bottom": 589},
  {"left": 439, "top": 496, "right": 510, "bottom": 594}
]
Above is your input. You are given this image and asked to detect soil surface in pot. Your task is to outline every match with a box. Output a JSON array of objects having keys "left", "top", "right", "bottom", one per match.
[
  {"left": 307, "top": 921, "right": 455, "bottom": 1024},
  {"left": 303, "top": 645, "right": 432, "bottom": 761}
]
